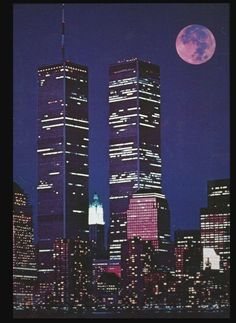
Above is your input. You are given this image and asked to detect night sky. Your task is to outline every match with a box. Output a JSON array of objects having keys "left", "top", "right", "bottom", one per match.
[{"left": 13, "top": 3, "right": 229, "bottom": 239}]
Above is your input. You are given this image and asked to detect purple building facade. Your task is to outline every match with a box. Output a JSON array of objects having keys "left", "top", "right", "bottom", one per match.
[
  {"left": 109, "top": 58, "right": 163, "bottom": 260},
  {"left": 36, "top": 61, "right": 89, "bottom": 303}
]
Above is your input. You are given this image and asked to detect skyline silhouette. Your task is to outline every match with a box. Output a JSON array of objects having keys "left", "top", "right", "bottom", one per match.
[{"left": 13, "top": 3, "right": 229, "bottom": 238}]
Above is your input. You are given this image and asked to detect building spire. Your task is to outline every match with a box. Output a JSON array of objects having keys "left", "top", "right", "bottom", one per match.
[{"left": 61, "top": 3, "right": 65, "bottom": 63}]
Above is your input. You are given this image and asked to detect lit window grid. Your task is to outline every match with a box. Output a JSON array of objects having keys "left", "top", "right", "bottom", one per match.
[
  {"left": 37, "top": 62, "right": 89, "bottom": 244},
  {"left": 127, "top": 197, "right": 158, "bottom": 247},
  {"left": 120, "top": 238, "right": 153, "bottom": 307},
  {"left": 53, "top": 238, "right": 92, "bottom": 308},
  {"left": 201, "top": 212, "right": 230, "bottom": 269},
  {"left": 109, "top": 60, "right": 162, "bottom": 261},
  {"left": 13, "top": 188, "right": 37, "bottom": 309}
]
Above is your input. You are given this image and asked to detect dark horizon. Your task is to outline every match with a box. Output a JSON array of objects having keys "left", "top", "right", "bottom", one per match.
[{"left": 13, "top": 3, "right": 229, "bottom": 239}]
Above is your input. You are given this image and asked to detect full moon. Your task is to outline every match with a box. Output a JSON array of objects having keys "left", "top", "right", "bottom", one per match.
[{"left": 176, "top": 24, "right": 216, "bottom": 65}]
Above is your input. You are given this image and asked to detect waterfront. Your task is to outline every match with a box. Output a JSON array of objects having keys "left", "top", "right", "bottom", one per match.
[{"left": 13, "top": 310, "right": 230, "bottom": 319}]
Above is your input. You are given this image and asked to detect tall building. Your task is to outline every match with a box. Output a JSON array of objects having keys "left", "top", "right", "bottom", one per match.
[
  {"left": 13, "top": 182, "right": 37, "bottom": 310},
  {"left": 53, "top": 237, "right": 93, "bottom": 311},
  {"left": 109, "top": 58, "right": 165, "bottom": 260},
  {"left": 88, "top": 193, "right": 105, "bottom": 258},
  {"left": 126, "top": 189, "right": 170, "bottom": 252},
  {"left": 120, "top": 237, "right": 154, "bottom": 309},
  {"left": 37, "top": 61, "right": 89, "bottom": 301},
  {"left": 92, "top": 269, "right": 120, "bottom": 310},
  {"left": 200, "top": 179, "right": 230, "bottom": 271},
  {"left": 174, "top": 229, "right": 201, "bottom": 275}
]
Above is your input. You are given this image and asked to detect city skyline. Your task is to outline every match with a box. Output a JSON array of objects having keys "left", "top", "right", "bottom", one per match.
[
  {"left": 13, "top": 178, "right": 230, "bottom": 315},
  {"left": 13, "top": 3, "right": 229, "bottom": 237}
]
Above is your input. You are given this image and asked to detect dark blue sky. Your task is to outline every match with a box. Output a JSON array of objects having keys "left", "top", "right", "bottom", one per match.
[{"left": 13, "top": 3, "right": 229, "bottom": 238}]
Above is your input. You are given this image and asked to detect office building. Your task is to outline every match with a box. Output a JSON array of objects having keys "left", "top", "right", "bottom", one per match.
[
  {"left": 89, "top": 193, "right": 105, "bottom": 258},
  {"left": 120, "top": 237, "right": 154, "bottom": 308},
  {"left": 94, "top": 272, "right": 120, "bottom": 310},
  {"left": 53, "top": 237, "right": 93, "bottom": 310},
  {"left": 92, "top": 259, "right": 121, "bottom": 288},
  {"left": 127, "top": 189, "right": 170, "bottom": 252},
  {"left": 200, "top": 179, "right": 230, "bottom": 271},
  {"left": 109, "top": 58, "right": 166, "bottom": 260},
  {"left": 37, "top": 61, "right": 89, "bottom": 301},
  {"left": 13, "top": 182, "right": 37, "bottom": 309},
  {"left": 174, "top": 229, "right": 201, "bottom": 274}
]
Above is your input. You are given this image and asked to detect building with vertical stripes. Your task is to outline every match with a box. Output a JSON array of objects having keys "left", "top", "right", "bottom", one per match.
[
  {"left": 36, "top": 61, "right": 89, "bottom": 302},
  {"left": 108, "top": 58, "right": 168, "bottom": 260}
]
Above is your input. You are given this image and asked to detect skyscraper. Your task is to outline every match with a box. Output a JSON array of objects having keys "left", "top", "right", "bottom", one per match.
[
  {"left": 88, "top": 193, "right": 105, "bottom": 258},
  {"left": 120, "top": 237, "right": 154, "bottom": 308},
  {"left": 53, "top": 237, "right": 93, "bottom": 311},
  {"left": 200, "top": 179, "right": 230, "bottom": 271},
  {"left": 174, "top": 229, "right": 201, "bottom": 275},
  {"left": 127, "top": 189, "right": 170, "bottom": 252},
  {"left": 37, "top": 61, "right": 89, "bottom": 300},
  {"left": 109, "top": 58, "right": 164, "bottom": 260},
  {"left": 13, "top": 182, "right": 37, "bottom": 310},
  {"left": 37, "top": 61, "right": 89, "bottom": 239}
]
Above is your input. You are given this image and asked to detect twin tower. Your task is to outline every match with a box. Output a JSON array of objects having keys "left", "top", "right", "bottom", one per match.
[{"left": 37, "top": 58, "right": 170, "bottom": 277}]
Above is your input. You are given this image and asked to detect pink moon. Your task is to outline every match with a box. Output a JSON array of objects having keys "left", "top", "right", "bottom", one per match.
[{"left": 176, "top": 25, "right": 216, "bottom": 65}]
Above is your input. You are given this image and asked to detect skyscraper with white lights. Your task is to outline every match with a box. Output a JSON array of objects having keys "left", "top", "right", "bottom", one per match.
[
  {"left": 37, "top": 61, "right": 89, "bottom": 302},
  {"left": 108, "top": 58, "right": 168, "bottom": 260},
  {"left": 13, "top": 182, "right": 37, "bottom": 309},
  {"left": 200, "top": 179, "right": 230, "bottom": 271}
]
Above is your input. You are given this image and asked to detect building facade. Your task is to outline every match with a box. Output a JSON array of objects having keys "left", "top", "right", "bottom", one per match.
[
  {"left": 200, "top": 179, "right": 230, "bottom": 271},
  {"left": 94, "top": 272, "right": 120, "bottom": 310},
  {"left": 120, "top": 237, "right": 154, "bottom": 309},
  {"left": 109, "top": 58, "right": 164, "bottom": 260},
  {"left": 89, "top": 193, "right": 105, "bottom": 258},
  {"left": 174, "top": 229, "right": 201, "bottom": 275},
  {"left": 127, "top": 190, "right": 170, "bottom": 251},
  {"left": 37, "top": 61, "right": 89, "bottom": 302},
  {"left": 53, "top": 237, "right": 93, "bottom": 311},
  {"left": 13, "top": 182, "right": 37, "bottom": 310}
]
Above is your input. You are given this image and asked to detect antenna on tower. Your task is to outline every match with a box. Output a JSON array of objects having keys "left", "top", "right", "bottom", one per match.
[{"left": 61, "top": 3, "right": 65, "bottom": 63}]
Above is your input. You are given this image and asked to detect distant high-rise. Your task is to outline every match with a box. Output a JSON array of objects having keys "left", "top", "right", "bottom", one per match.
[
  {"left": 174, "top": 229, "right": 201, "bottom": 274},
  {"left": 53, "top": 237, "right": 93, "bottom": 310},
  {"left": 109, "top": 58, "right": 165, "bottom": 260},
  {"left": 37, "top": 61, "right": 89, "bottom": 301},
  {"left": 13, "top": 182, "right": 37, "bottom": 309},
  {"left": 88, "top": 193, "right": 105, "bottom": 258},
  {"left": 127, "top": 189, "right": 170, "bottom": 252},
  {"left": 92, "top": 264, "right": 120, "bottom": 310},
  {"left": 96, "top": 272, "right": 120, "bottom": 310},
  {"left": 200, "top": 179, "right": 230, "bottom": 271},
  {"left": 207, "top": 179, "right": 230, "bottom": 209},
  {"left": 120, "top": 237, "right": 154, "bottom": 308}
]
